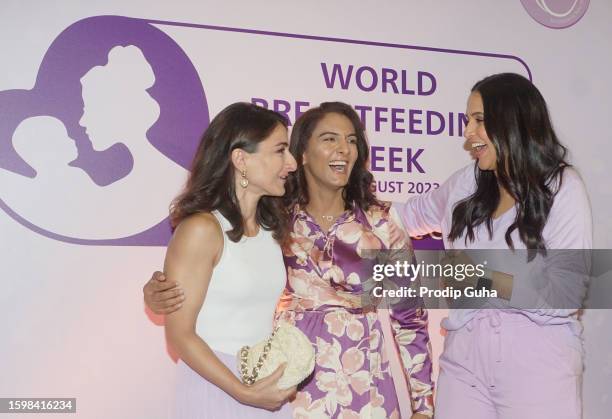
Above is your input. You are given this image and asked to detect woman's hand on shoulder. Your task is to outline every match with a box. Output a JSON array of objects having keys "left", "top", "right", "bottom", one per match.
[{"left": 143, "top": 271, "right": 183, "bottom": 315}]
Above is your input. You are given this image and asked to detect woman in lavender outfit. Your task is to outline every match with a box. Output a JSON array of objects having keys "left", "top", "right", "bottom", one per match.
[{"left": 395, "top": 73, "right": 591, "bottom": 419}]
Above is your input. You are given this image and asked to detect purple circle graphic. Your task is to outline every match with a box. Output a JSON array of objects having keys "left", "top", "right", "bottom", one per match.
[
  {"left": 0, "top": 16, "right": 209, "bottom": 246},
  {"left": 520, "top": 0, "right": 590, "bottom": 29}
]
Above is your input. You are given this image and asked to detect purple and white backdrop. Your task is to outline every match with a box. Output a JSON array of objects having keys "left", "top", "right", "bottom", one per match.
[{"left": 1, "top": 1, "right": 610, "bottom": 418}]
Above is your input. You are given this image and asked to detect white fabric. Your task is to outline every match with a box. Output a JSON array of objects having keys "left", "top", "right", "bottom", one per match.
[{"left": 195, "top": 211, "right": 287, "bottom": 354}]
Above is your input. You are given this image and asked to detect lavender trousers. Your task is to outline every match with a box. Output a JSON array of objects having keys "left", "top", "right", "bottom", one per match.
[{"left": 435, "top": 310, "right": 583, "bottom": 419}]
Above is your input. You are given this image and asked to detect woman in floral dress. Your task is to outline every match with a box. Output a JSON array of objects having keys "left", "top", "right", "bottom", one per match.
[{"left": 278, "top": 102, "right": 433, "bottom": 419}]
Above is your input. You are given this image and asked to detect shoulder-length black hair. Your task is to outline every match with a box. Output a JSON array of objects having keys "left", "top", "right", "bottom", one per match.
[
  {"left": 170, "top": 102, "right": 289, "bottom": 243},
  {"left": 448, "top": 73, "right": 569, "bottom": 254},
  {"left": 286, "top": 101, "right": 379, "bottom": 211}
]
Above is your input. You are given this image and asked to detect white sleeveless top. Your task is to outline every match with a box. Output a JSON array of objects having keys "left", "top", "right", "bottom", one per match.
[{"left": 195, "top": 211, "right": 287, "bottom": 354}]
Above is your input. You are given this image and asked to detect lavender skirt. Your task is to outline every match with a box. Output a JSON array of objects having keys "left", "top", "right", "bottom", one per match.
[{"left": 171, "top": 351, "right": 293, "bottom": 419}]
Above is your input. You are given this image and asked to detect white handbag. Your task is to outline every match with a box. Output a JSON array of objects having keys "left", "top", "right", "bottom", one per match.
[{"left": 237, "top": 321, "right": 315, "bottom": 390}]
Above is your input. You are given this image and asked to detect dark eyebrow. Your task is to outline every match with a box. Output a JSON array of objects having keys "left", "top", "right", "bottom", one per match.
[
  {"left": 318, "top": 131, "right": 339, "bottom": 137},
  {"left": 318, "top": 131, "right": 357, "bottom": 137}
]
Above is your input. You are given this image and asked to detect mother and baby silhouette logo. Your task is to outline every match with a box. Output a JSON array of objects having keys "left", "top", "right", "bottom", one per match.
[
  {"left": 0, "top": 16, "right": 209, "bottom": 245},
  {"left": 1, "top": 14, "right": 445, "bottom": 250}
]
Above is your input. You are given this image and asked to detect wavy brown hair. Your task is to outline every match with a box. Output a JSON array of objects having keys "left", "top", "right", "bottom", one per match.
[
  {"left": 170, "top": 102, "right": 290, "bottom": 243},
  {"left": 286, "top": 101, "right": 380, "bottom": 211}
]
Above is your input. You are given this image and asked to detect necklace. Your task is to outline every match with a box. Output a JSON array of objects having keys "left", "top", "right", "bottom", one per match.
[
  {"left": 308, "top": 210, "right": 342, "bottom": 224},
  {"left": 313, "top": 212, "right": 345, "bottom": 227},
  {"left": 306, "top": 204, "right": 345, "bottom": 226}
]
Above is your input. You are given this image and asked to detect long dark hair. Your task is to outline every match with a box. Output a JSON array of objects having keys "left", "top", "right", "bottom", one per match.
[
  {"left": 448, "top": 73, "right": 569, "bottom": 255},
  {"left": 170, "top": 102, "right": 289, "bottom": 242},
  {"left": 286, "top": 101, "right": 379, "bottom": 211}
]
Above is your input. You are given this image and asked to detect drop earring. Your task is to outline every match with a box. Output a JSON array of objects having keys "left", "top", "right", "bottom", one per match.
[{"left": 240, "top": 169, "right": 249, "bottom": 188}]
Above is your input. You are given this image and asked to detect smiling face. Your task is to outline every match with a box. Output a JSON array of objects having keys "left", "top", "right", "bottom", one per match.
[
  {"left": 464, "top": 91, "right": 498, "bottom": 172},
  {"left": 301, "top": 112, "right": 358, "bottom": 192},
  {"left": 240, "top": 123, "right": 297, "bottom": 197}
]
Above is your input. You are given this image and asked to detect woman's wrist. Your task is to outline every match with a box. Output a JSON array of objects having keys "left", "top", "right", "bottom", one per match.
[
  {"left": 490, "top": 269, "right": 513, "bottom": 300},
  {"left": 231, "top": 380, "right": 252, "bottom": 404}
]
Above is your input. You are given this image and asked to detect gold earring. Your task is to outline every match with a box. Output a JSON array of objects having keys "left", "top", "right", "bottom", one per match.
[{"left": 240, "top": 169, "right": 249, "bottom": 188}]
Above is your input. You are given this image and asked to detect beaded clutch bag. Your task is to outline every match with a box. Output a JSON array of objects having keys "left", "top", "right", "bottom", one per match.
[{"left": 238, "top": 321, "right": 315, "bottom": 390}]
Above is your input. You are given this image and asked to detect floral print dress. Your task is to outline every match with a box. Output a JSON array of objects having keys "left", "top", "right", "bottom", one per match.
[{"left": 275, "top": 203, "right": 434, "bottom": 418}]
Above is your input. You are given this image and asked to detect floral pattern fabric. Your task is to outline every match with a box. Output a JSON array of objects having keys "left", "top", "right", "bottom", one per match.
[{"left": 276, "top": 203, "right": 434, "bottom": 418}]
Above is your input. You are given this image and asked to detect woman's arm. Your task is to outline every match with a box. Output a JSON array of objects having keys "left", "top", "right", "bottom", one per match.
[
  {"left": 385, "top": 207, "right": 434, "bottom": 418},
  {"left": 500, "top": 169, "right": 592, "bottom": 316},
  {"left": 455, "top": 170, "right": 593, "bottom": 316},
  {"left": 393, "top": 164, "right": 474, "bottom": 237},
  {"left": 164, "top": 213, "right": 294, "bottom": 410},
  {"left": 388, "top": 309, "right": 434, "bottom": 418}
]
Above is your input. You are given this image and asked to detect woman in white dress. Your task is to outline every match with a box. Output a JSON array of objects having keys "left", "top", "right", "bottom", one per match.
[{"left": 163, "top": 102, "right": 297, "bottom": 418}]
